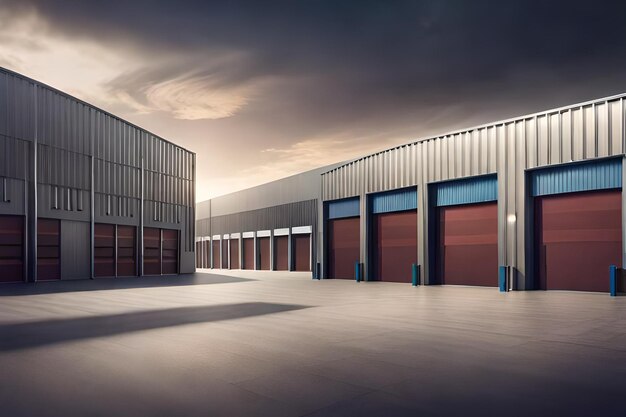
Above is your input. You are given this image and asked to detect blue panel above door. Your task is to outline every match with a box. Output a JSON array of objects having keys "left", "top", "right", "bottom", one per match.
[
  {"left": 531, "top": 158, "right": 622, "bottom": 197},
  {"left": 328, "top": 197, "right": 360, "bottom": 219},
  {"left": 432, "top": 175, "right": 498, "bottom": 207},
  {"left": 370, "top": 188, "right": 417, "bottom": 214}
]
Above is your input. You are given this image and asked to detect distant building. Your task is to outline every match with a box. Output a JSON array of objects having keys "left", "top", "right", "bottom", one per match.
[{"left": 0, "top": 67, "right": 196, "bottom": 282}]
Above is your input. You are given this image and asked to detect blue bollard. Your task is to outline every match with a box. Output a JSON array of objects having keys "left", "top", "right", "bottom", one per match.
[
  {"left": 610, "top": 265, "right": 617, "bottom": 296},
  {"left": 411, "top": 264, "right": 419, "bottom": 286},
  {"left": 499, "top": 266, "right": 507, "bottom": 292},
  {"left": 355, "top": 262, "right": 361, "bottom": 282}
]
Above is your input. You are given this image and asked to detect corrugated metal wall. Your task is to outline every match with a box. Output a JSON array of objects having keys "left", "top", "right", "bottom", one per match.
[
  {"left": 197, "top": 199, "right": 317, "bottom": 236},
  {"left": 327, "top": 197, "right": 360, "bottom": 219},
  {"left": 531, "top": 157, "right": 622, "bottom": 196},
  {"left": 200, "top": 164, "right": 343, "bottom": 218},
  {"left": 370, "top": 188, "right": 418, "bottom": 214},
  {"left": 432, "top": 174, "right": 498, "bottom": 207},
  {"left": 196, "top": 199, "right": 318, "bottom": 270},
  {"left": 0, "top": 67, "right": 196, "bottom": 280},
  {"left": 322, "top": 94, "right": 626, "bottom": 288}
]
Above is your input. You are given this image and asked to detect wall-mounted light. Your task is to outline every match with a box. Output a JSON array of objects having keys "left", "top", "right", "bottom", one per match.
[{"left": 507, "top": 214, "right": 516, "bottom": 223}]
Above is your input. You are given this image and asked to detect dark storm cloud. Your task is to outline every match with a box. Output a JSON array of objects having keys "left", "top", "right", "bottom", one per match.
[
  {"left": 7, "top": 1, "right": 626, "bottom": 124},
  {"left": 8, "top": 1, "right": 626, "bottom": 84}
]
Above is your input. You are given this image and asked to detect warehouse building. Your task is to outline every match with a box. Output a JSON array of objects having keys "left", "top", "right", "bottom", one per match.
[
  {"left": 195, "top": 164, "right": 342, "bottom": 274},
  {"left": 199, "top": 93, "right": 626, "bottom": 292},
  {"left": 0, "top": 67, "right": 196, "bottom": 282}
]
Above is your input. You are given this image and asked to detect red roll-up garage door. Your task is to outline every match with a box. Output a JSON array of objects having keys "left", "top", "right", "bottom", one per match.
[
  {"left": 0, "top": 215, "right": 24, "bottom": 283},
  {"left": 94, "top": 223, "right": 115, "bottom": 277},
  {"left": 293, "top": 234, "right": 311, "bottom": 271},
  {"left": 274, "top": 235, "right": 288, "bottom": 270},
  {"left": 258, "top": 237, "right": 270, "bottom": 270},
  {"left": 437, "top": 202, "right": 498, "bottom": 286},
  {"left": 328, "top": 217, "right": 360, "bottom": 279},
  {"left": 143, "top": 227, "right": 161, "bottom": 275},
  {"left": 222, "top": 240, "right": 229, "bottom": 269},
  {"left": 38, "top": 218, "right": 60, "bottom": 280},
  {"left": 535, "top": 190, "right": 622, "bottom": 292},
  {"left": 162, "top": 229, "right": 178, "bottom": 275},
  {"left": 230, "top": 238, "right": 239, "bottom": 269},
  {"left": 242, "top": 238, "right": 254, "bottom": 269},
  {"left": 117, "top": 225, "right": 136, "bottom": 276},
  {"left": 212, "top": 240, "right": 220, "bottom": 268},
  {"left": 372, "top": 211, "right": 417, "bottom": 283}
]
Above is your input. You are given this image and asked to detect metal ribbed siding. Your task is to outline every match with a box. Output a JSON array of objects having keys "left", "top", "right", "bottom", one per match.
[
  {"left": 531, "top": 158, "right": 622, "bottom": 196},
  {"left": 322, "top": 93, "right": 626, "bottom": 288},
  {"left": 322, "top": 96, "right": 626, "bottom": 201},
  {"left": 433, "top": 175, "right": 498, "bottom": 207},
  {"left": 328, "top": 197, "right": 360, "bottom": 219},
  {"left": 0, "top": 67, "right": 196, "bottom": 280},
  {"left": 370, "top": 188, "right": 417, "bottom": 214},
  {"left": 198, "top": 199, "right": 318, "bottom": 272},
  {"left": 208, "top": 200, "right": 317, "bottom": 235}
]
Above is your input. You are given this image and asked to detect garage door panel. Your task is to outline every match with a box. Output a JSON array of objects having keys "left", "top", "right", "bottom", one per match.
[
  {"left": 330, "top": 249, "right": 357, "bottom": 278},
  {"left": 212, "top": 241, "right": 220, "bottom": 268},
  {"left": 542, "top": 229, "right": 621, "bottom": 243},
  {"left": 143, "top": 227, "right": 161, "bottom": 275},
  {"left": 117, "top": 226, "right": 136, "bottom": 276},
  {"left": 441, "top": 218, "right": 498, "bottom": 235},
  {"left": 536, "top": 190, "right": 621, "bottom": 292},
  {"left": 222, "top": 241, "right": 229, "bottom": 269},
  {"left": 0, "top": 215, "right": 23, "bottom": 282},
  {"left": 541, "top": 193, "right": 622, "bottom": 212},
  {"left": 94, "top": 247, "right": 114, "bottom": 257},
  {"left": 329, "top": 217, "right": 360, "bottom": 279},
  {"left": 0, "top": 234, "right": 22, "bottom": 245},
  {"left": 230, "top": 239, "right": 239, "bottom": 269},
  {"left": 541, "top": 211, "right": 621, "bottom": 230},
  {"left": 437, "top": 202, "right": 498, "bottom": 287},
  {"left": 0, "top": 262, "right": 22, "bottom": 282},
  {"left": 258, "top": 237, "right": 270, "bottom": 270},
  {"left": 161, "top": 229, "right": 178, "bottom": 275},
  {"left": 293, "top": 234, "right": 310, "bottom": 272},
  {"left": 378, "top": 237, "right": 417, "bottom": 247},
  {"left": 38, "top": 246, "right": 60, "bottom": 258},
  {"left": 540, "top": 242, "right": 620, "bottom": 292},
  {"left": 37, "top": 234, "right": 60, "bottom": 246},
  {"left": 444, "top": 234, "right": 498, "bottom": 246},
  {"left": 38, "top": 219, "right": 60, "bottom": 280},
  {"left": 0, "top": 245, "right": 22, "bottom": 257},
  {"left": 243, "top": 238, "right": 254, "bottom": 269},
  {"left": 373, "top": 211, "right": 417, "bottom": 283},
  {"left": 377, "top": 245, "right": 416, "bottom": 283},
  {"left": 162, "top": 241, "right": 177, "bottom": 250},
  {"left": 37, "top": 260, "right": 60, "bottom": 281},
  {"left": 94, "top": 224, "right": 115, "bottom": 277},
  {"left": 442, "top": 244, "right": 498, "bottom": 286},
  {"left": 117, "top": 247, "right": 134, "bottom": 257},
  {"left": 274, "top": 236, "right": 288, "bottom": 271}
]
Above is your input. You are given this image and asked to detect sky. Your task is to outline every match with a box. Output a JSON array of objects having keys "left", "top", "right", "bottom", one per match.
[{"left": 1, "top": 1, "right": 626, "bottom": 201}]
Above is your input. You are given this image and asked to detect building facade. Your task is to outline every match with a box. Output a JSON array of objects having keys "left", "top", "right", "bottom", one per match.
[
  {"left": 0, "top": 67, "right": 195, "bottom": 282},
  {"left": 322, "top": 93, "right": 626, "bottom": 292},
  {"left": 195, "top": 165, "right": 342, "bottom": 274},
  {"left": 200, "top": 93, "right": 626, "bottom": 292}
]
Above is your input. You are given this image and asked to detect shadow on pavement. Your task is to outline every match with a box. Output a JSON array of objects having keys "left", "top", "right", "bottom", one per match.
[
  {"left": 0, "top": 302, "right": 309, "bottom": 351},
  {"left": 0, "top": 273, "right": 253, "bottom": 296}
]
